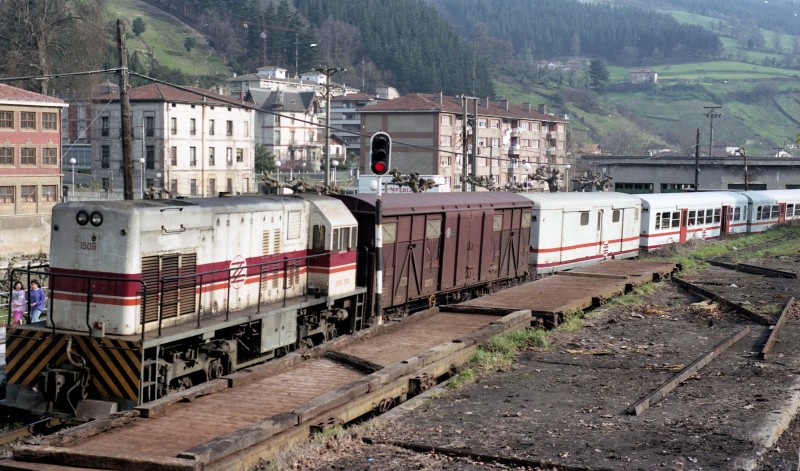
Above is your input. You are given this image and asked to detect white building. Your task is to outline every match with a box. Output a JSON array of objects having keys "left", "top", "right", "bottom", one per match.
[{"left": 92, "top": 83, "right": 255, "bottom": 197}]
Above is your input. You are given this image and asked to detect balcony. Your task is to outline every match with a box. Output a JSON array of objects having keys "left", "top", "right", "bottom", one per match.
[{"left": 508, "top": 145, "right": 520, "bottom": 155}]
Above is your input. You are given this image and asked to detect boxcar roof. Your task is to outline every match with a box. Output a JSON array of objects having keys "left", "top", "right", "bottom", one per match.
[
  {"left": 518, "top": 191, "right": 641, "bottom": 210},
  {"left": 335, "top": 192, "right": 532, "bottom": 216}
]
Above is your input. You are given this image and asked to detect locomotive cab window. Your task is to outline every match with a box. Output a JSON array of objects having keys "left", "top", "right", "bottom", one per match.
[
  {"left": 580, "top": 212, "right": 589, "bottom": 226},
  {"left": 312, "top": 224, "right": 326, "bottom": 251},
  {"left": 612, "top": 210, "right": 620, "bottom": 223},
  {"left": 332, "top": 228, "right": 340, "bottom": 252}
]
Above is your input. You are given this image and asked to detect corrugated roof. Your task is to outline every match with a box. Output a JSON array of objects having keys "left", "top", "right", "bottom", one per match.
[
  {"left": 0, "top": 84, "right": 65, "bottom": 104},
  {"left": 336, "top": 192, "right": 532, "bottom": 215}
]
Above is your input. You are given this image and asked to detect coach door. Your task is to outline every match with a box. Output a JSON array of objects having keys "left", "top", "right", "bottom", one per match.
[
  {"left": 455, "top": 211, "right": 482, "bottom": 286},
  {"left": 679, "top": 208, "right": 689, "bottom": 243},
  {"left": 779, "top": 203, "right": 787, "bottom": 224},
  {"left": 721, "top": 205, "right": 731, "bottom": 236},
  {"left": 596, "top": 209, "right": 605, "bottom": 255}
]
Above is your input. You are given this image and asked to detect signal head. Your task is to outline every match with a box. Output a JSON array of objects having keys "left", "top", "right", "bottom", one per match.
[{"left": 370, "top": 132, "right": 391, "bottom": 176}]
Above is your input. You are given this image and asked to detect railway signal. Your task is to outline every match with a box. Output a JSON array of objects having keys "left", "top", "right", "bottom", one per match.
[{"left": 370, "top": 132, "right": 391, "bottom": 175}]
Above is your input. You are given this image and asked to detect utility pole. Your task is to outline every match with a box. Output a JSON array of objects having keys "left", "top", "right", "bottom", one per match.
[
  {"left": 472, "top": 98, "right": 479, "bottom": 192},
  {"left": 459, "top": 94, "right": 479, "bottom": 191},
  {"left": 694, "top": 128, "right": 700, "bottom": 191},
  {"left": 703, "top": 106, "right": 722, "bottom": 160},
  {"left": 117, "top": 20, "right": 134, "bottom": 201},
  {"left": 314, "top": 66, "right": 345, "bottom": 188}
]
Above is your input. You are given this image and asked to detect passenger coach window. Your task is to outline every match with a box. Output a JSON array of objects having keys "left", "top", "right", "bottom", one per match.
[
  {"left": 580, "top": 212, "right": 589, "bottom": 226},
  {"left": 612, "top": 210, "right": 620, "bottom": 223},
  {"left": 771, "top": 205, "right": 780, "bottom": 218},
  {"left": 714, "top": 209, "right": 721, "bottom": 223},
  {"left": 312, "top": 224, "right": 326, "bottom": 251},
  {"left": 787, "top": 204, "right": 794, "bottom": 217},
  {"left": 688, "top": 211, "right": 696, "bottom": 226},
  {"left": 671, "top": 212, "right": 680, "bottom": 228}
]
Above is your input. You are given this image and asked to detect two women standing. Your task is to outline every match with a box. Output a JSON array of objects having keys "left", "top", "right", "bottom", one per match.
[{"left": 8, "top": 279, "right": 45, "bottom": 324}]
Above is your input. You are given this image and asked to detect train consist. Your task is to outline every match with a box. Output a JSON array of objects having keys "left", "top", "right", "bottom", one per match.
[{"left": 3, "top": 188, "right": 799, "bottom": 418}]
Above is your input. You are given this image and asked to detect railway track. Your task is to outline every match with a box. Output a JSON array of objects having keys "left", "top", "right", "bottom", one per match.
[{"left": 0, "top": 260, "right": 675, "bottom": 470}]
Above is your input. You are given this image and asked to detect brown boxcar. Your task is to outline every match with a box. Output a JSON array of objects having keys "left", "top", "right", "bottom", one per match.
[{"left": 336, "top": 193, "right": 532, "bottom": 312}]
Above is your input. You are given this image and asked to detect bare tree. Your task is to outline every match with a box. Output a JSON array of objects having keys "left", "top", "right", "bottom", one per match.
[{"left": 0, "top": 0, "right": 110, "bottom": 95}]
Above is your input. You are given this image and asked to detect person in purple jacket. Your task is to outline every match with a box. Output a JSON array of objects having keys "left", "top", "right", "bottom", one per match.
[{"left": 28, "top": 280, "right": 45, "bottom": 323}]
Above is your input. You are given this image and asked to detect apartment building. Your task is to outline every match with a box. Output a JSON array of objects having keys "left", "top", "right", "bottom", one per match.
[
  {"left": 330, "top": 87, "right": 398, "bottom": 160},
  {"left": 92, "top": 83, "right": 255, "bottom": 197},
  {"left": 0, "top": 84, "right": 67, "bottom": 262},
  {"left": 359, "top": 93, "right": 568, "bottom": 191}
]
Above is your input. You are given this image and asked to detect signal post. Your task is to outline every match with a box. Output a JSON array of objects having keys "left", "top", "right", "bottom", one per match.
[{"left": 370, "top": 132, "right": 391, "bottom": 325}]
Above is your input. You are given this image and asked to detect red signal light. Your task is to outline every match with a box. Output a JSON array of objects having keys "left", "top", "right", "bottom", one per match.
[{"left": 373, "top": 161, "right": 387, "bottom": 173}]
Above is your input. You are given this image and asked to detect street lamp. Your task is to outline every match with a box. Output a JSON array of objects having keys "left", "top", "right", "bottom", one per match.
[
  {"left": 69, "top": 157, "right": 76, "bottom": 200},
  {"left": 139, "top": 157, "right": 145, "bottom": 198},
  {"left": 332, "top": 159, "right": 339, "bottom": 185},
  {"left": 313, "top": 65, "right": 346, "bottom": 188}
]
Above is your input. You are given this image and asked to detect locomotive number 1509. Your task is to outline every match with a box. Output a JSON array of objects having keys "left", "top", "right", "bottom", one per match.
[{"left": 78, "top": 241, "right": 97, "bottom": 251}]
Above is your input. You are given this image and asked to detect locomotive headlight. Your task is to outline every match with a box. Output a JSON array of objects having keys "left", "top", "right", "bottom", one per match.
[
  {"left": 76, "top": 210, "right": 89, "bottom": 226},
  {"left": 89, "top": 211, "right": 104, "bottom": 227}
]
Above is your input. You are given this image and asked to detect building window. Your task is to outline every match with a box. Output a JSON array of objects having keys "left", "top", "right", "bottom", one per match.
[
  {"left": 0, "top": 111, "right": 13, "bottom": 129},
  {"left": 521, "top": 121, "right": 530, "bottom": 131},
  {"left": 146, "top": 145, "right": 155, "bottom": 169},
  {"left": 492, "top": 120, "right": 500, "bottom": 129},
  {"left": 102, "top": 178, "right": 110, "bottom": 191},
  {"left": 209, "top": 119, "right": 215, "bottom": 135},
  {"left": 208, "top": 147, "right": 215, "bottom": 166},
  {"left": 21, "top": 185, "right": 36, "bottom": 203},
  {"left": 190, "top": 118, "right": 196, "bottom": 135},
  {"left": 244, "top": 177, "right": 250, "bottom": 192},
  {"left": 440, "top": 135, "right": 451, "bottom": 146},
  {"left": 490, "top": 138, "right": 499, "bottom": 147},
  {"left": 101, "top": 116, "right": 109, "bottom": 136},
  {"left": 145, "top": 116, "right": 154, "bottom": 137},
  {"left": 0, "top": 147, "right": 13, "bottom": 165},
  {"left": 42, "top": 185, "right": 57, "bottom": 202},
  {"left": 21, "top": 147, "right": 36, "bottom": 165},
  {"left": 227, "top": 178, "right": 233, "bottom": 193},
  {"left": 226, "top": 147, "right": 233, "bottom": 165},
  {"left": 42, "top": 112, "right": 57, "bottom": 130},
  {"left": 101, "top": 146, "right": 110, "bottom": 168},
  {"left": 532, "top": 140, "right": 539, "bottom": 149},
  {"left": 440, "top": 156, "right": 451, "bottom": 166},
  {"left": 478, "top": 119, "right": 486, "bottom": 128},
  {"left": 20, "top": 112, "right": 35, "bottom": 129},
  {"left": 42, "top": 147, "right": 57, "bottom": 165},
  {"left": 0, "top": 185, "right": 13, "bottom": 203},
  {"left": 171, "top": 117, "right": 177, "bottom": 135},
  {"left": 189, "top": 147, "right": 197, "bottom": 166},
  {"left": 441, "top": 115, "right": 452, "bottom": 125},
  {"left": 208, "top": 178, "right": 216, "bottom": 195},
  {"left": 170, "top": 146, "right": 177, "bottom": 166},
  {"left": 190, "top": 179, "right": 197, "bottom": 195},
  {"left": 226, "top": 120, "right": 233, "bottom": 136},
  {"left": 236, "top": 148, "right": 243, "bottom": 163},
  {"left": 170, "top": 179, "right": 178, "bottom": 194}
]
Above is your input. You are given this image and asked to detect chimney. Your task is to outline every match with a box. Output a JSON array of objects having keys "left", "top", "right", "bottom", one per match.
[
  {"left": 500, "top": 99, "right": 509, "bottom": 110},
  {"left": 522, "top": 103, "right": 531, "bottom": 112},
  {"left": 438, "top": 91, "right": 443, "bottom": 104},
  {"left": 538, "top": 103, "right": 547, "bottom": 114},
  {"left": 482, "top": 97, "right": 490, "bottom": 108}
]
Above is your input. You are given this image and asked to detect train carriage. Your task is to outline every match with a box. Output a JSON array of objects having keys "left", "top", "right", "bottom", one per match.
[
  {"left": 522, "top": 192, "right": 642, "bottom": 273},
  {"left": 739, "top": 190, "right": 800, "bottom": 233},
  {"left": 3, "top": 195, "right": 366, "bottom": 417},
  {"left": 638, "top": 192, "right": 749, "bottom": 251},
  {"left": 336, "top": 193, "right": 532, "bottom": 314}
]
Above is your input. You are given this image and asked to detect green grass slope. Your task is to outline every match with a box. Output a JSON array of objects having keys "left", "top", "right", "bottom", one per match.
[{"left": 106, "top": 0, "right": 231, "bottom": 81}]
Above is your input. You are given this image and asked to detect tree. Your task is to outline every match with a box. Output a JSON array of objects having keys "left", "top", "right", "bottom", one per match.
[
  {"left": 184, "top": 36, "right": 196, "bottom": 54},
  {"left": 0, "top": 0, "right": 109, "bottom": 95},
  {"left": 132, "top": 17, "right": 146, "bottom": 37},
  {"left": 588, "top": 59, "right": 609, "bottom": 92},
  {"left": 255, "top": 145, "right": 276, "bottom": 174}
]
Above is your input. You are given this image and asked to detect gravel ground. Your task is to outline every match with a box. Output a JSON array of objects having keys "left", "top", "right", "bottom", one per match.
[{"left": 265, "top": 234, "right": 800, "bottom": 470}]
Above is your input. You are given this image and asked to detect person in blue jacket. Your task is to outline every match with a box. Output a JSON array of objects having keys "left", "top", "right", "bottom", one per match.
[{"left": 28, "top": 280, "right": 45, "bottom": 323}]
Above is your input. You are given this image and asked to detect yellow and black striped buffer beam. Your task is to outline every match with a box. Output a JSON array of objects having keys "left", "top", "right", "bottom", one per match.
[{"left": 6, "top": 329, "right": 143, "bottom": 402}]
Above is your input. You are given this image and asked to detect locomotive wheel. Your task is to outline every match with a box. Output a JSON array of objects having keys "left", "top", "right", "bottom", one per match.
[
  {"left": 325, "top": 325, "right": 337, "bottom": 341},
  {"left": 208, "top": 361, "right": 223, "bottom": 380}
]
